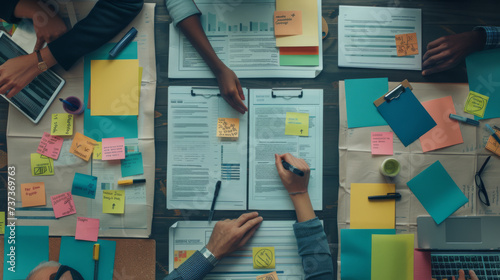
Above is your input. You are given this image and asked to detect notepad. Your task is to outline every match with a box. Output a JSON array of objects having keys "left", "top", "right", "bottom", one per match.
[
  {"left": 51, "top": 192, "right": 76, "bottom": 218},
  {"left": 21, "top": 182, "right": 46, "bottom": 207},
  {"left": 371, "top": 132, "right": 393, "bottom": 155},
  {"left": 102, "top": 137, "right": 125, "bottom": 160},
  {"left": 275, "top": 0, "right": 318, "bottom": 47},
  {"left": 253, "top": 247, "right": 276, "bottom": 269},
  {"left": 345, "top": 78, "right": 388, "bottom": 128},
  {"left": 464, "top": 90, "right": 489, "bottom": 118},
  {"left": 372, "top": 234, "right": 414, "bottom": 280},
  {"left": 103, "top": 190, "right": 125, "bottom": 214},
  {"left": 274, "top": 11, "right": 302, "bottom": 36},
  {"left": 31, "top": 153, "right": 54, "bottom": 176},
  {"left": 51, "top": 113, "right": 73, "bottom": 136},
  {"left": 350, "top": 183, "right": 396, "bottom": 229},
  {"left": 37, "top": 132, "right": 64, "bottom": 159},
  {"left": 395, "top": 32, "right": 419, "bottom": 56},
  {"left": 121, "top": 152, "right": 144, "bottom": 177}
]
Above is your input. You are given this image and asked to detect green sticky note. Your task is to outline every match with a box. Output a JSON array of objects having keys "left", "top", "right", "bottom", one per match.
[
  {"left": 30, "top": 153, "right": 54, "bottom": 176},
  {"left": 464, "top": 91, "right": 489, "bottom": 118},
  {"left": 0, "top": 212, "right": 4, "bottom": 234},
  {"left": 372, "top": 234, "right": 414, "bottom": 280},
  {"left": 280, "top": 55, "right": 319, "bottom": 66},
  {"left": 285, "top": 112, "right": 309, "bottom": 136}
]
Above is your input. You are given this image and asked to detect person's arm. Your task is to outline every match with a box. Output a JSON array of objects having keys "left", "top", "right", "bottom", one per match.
[
  {"left": 474, "top": 26, "right": 500, "bottom": 50},
  {"left": 0, "top": 0, "right": 21, "bottom": 23}
]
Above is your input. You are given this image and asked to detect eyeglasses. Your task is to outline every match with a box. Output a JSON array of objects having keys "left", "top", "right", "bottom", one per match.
[
  {"left": 475, "top": 156, "right": 491, "bottom": 207},
  {"left": 49, "top": 265, "right": 84, "bottom": 280}
]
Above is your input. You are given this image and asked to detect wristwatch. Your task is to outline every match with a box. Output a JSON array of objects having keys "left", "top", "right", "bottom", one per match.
[
  {"left": 35, "top": 50, "right": 48, "bottom": 72},
  {"left": 199, "top": 246, "right": 219, "bottom": 266}
]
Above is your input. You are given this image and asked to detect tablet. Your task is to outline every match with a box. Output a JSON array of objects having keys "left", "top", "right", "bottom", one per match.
[{"left": 0, "top": 31, "right": 65, "bottom": 123}]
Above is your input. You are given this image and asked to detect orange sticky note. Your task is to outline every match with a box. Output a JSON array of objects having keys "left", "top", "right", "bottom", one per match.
[
  {"left": 174, "top": 250, "right": 196, "bottom": 269},
  {"left": 274, "top": 11, "right": 302, "bottom": 36},
  {"left": 395, "top": 32, "right": 418, "bottom": 56},
  {"left": 21, "top": 182, "right": 46, "bottom": 207},
  {"left": 486, "top": 131, "right": 500, "bottom": 156},
  {"left": 70, "top": 132, "right": 97, "bottom": 161},
  {"left": 217, "top": 118, "right": 239, "bottom": 138}
]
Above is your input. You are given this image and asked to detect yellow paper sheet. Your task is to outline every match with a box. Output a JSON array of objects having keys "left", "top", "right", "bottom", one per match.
[
  {"left": 90, "top": 59, "right": 140, "bottom": 116},
  {"left": 217, "top": 118, "right": 240, "bottom": 138},
  {"left": 0, "top": 212, "right": 4, "bottom": 234},
  {"left": 276, "top": 0, "right": 318, "bottom": 47},
  {"left": 253, "top": 247, "right": 275, "bottom": 269},
  {"left": 285, "top": 112, "right": 309, "bottom": 136},
  {"left": 21, "top": 182, "right": 46, "bottom": 207},
  {"left": 372, "top": 234, "right": 414, "bottom": 280},
  {"left": 257, "top": 271, "right": 279, "bottom": 280},
  {"left": 174, "top": 250, "right": 196, "bottom": 269},
  {"left": 464, "top": 91, "right": 489, "bottom": 118},
  {"left": 93, "top": 142, "right": 102, "bottom": 160},
  {"left": 51, "top": 113, "right": 74, "bottom": 136},
  {"left": 102, "top": 190, "right": 125, "bottom": 214},
  {"left": 31, "top": 153, "right": 54, "bottom": 176},
  {"left": 350, "top": 183, "right": 396, "bottom": 229},
  {"left": 70, "top": 132, "right": 97, "bottom": 161}
]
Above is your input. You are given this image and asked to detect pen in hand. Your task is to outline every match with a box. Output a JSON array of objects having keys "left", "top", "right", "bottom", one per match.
[{"left": 281, "top": 160, "right": 305, "bottom": 177}]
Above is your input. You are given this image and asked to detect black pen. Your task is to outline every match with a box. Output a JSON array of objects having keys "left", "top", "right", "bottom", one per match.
[
  {"left": 281, "top": 160, "right": 304, "bottom": 177},
  {"left": 208, "top": 181, "right": 221, "bottom": 223},
  {"left": 368, "top": 192, "right": 401, "bottom": 200}
]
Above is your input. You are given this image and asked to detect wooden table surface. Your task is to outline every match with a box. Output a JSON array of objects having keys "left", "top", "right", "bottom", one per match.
[{"left": 1, "top": 0, "right": 499, "bottom": 278}]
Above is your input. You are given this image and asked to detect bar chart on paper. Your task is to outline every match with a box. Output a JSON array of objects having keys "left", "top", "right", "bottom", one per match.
[{"left": 201, "top": 11, "right": 274, "bottom": 33}]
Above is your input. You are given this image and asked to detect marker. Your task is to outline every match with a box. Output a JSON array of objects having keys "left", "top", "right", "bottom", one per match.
[
  {"left": 368, "top": 193, "right": 401, "bottom": 200},
  {"left": 93, "top": 243, "right": 100, "bottom": 280},
  {"left": 208, "top": 181, "right": 221, "bottom": 223},
  {"left": 449, "top": 114, "right": 480, "bottom": 126},
  {"left": 109, "top": 27, "right": 138, "bottom": 58},
  {"left": 281, "top": 160, "right": 304, "bottom": 177},
  {"left": 59, "top": 98, "right": 78, "bottom": 111},
  {"left": 486, "top": 124, "right": 500, "bottom": 145},
  {"left": 118, "top": 179, "right": 146, "bottom": 185}
]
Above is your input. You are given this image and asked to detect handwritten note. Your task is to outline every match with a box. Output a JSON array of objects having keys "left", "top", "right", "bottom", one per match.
[
  {"left": 121, "top": 152, "right": 144, "bottom": 177},
  {"left": 31, "top": 153, "right": 54, "bottom": 176},
  {"left": 253, "top": 247, "right": 275, "bottom": 269},
  {"left": 21, "top": 182, "right": 46, "bottom": 207},
  {"left": 285, "top": 112, "right": 309, "bottom": 136},
  {"left": 274, "top": 10, "right": 302, "bottom": 36},
  {"left": 217, "top": 118, "right": 240, "bottom": 138},
  {"left": 70, "top": 132, "right": 97, "bottom": 161},
  {"left": 102, "top": 137, "right": 125, "bottom": 160},
  {"left": 174, "top": 250, "right": 197, "bottom": 269},
  {"left": 371, "top": 132, "right": 393, "bottom": 155},
  {"left": 93, "top": 142, "right": 102, "bottom": 160},
  {"left": 37, "top": 132, "right": 64, "bottom": 159},
  {"left": 72, "top": 173, "right": 97, "bottom": 199},
  {"left": 0, "top": 212, "right": 4, "bottom": 234},
  {"left": 75, "top": 217, "right": 100, "bottom": 242},
  {"left": 257, "top": 271, "right": 279, "bottom": 280},
  {"left": 102, "top": 190, "right": 125, "bottom": 214},
  {"left": 395, "top": 33, "right": 418, "bottom": 56},
  {"left": 486, "top": 131, "right": 500, "bottom": 156},
  {"left": 51, "top": 113, "right": 74, "bottom": 136},
  {"left": 464, "top": 91, "right": 489, "bottom": 118},
  {"left": 50, "top": 192, "right": 76, "bottom": 218}
]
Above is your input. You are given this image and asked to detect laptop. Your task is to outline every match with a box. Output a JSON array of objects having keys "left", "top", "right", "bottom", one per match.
[
  {"left": 0, "top": 31, "right": 65, "bottom": 123},
  {"left": 418, "top": 216, "right": 500, "bottom": 280}
]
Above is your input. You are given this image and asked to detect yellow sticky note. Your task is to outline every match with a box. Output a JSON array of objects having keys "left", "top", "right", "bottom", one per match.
[
  {"left": 464, "top": 91, "right": 489, "bottom": 118},
  {"left": 274, "top": 11, "right": 302, "bottom": 36},
  {"left": 93, "top": 142, "right": 102, "bottom": 160},
  {"left": 102, "top": 190, "right": 125, "bottom": 214},
  {"left": 350, "top": 183, "right": 396, "bottom": 229},
  {"left": 174, "top": 250, "right": 197, "bottom": 269},
  {"left": 138, "top": 67, "right": 143, "bottom": 99},
  {"left": 257, "top": 271, "right": 279, "bottom": 280},
  {"left": 253, "top": 247, "right": 275, "bottom": 269},
  {"left": 31, "top": 153, "right": 54, "bottom": 176},
  {"left": 70, "top": 132, "right": 97, "bottom": 161},
  {"left": 51, "top": 113, "right": 74, "bottom": 136},
  {"left": 90, "top": 59, "right": 140, "bottom": 116},
  {"left": 285, "top": 112, "right": 309, "bottom": 136},
  {"left": 276, "top": 0, "right": 318, "bottom": 47},
  {"left": 395, "top": 33, "right": 418, "bottom": 56},
  {"left": 217, "top": 118, "right": 240, "bottom": 138},
  {"left": 0, "top": 212, "right": 5, "bottom": 234},
  {"left": 21, "top": 182, "right": 46, "bottom": 207}
]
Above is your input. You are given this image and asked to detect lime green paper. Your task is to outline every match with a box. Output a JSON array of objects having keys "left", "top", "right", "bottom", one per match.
[
  {"left": 280, "top": 55, "right": 319, "bottom": 66},
  {"left": 464, "top": 91, "right": 489, "bottom": 118},
  {"left": 372, "top": 234, "right": 414, "bottom": 280}
]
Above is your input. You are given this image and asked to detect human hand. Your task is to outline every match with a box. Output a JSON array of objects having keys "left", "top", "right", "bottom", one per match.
[
  {"left": 205, "top": 212, "right": 263, "bottom": 259},
  {"left": 452, "top": 269, "right": 478, "bottom": 280},
  {"left": 422, "top": 30, "right": 485, "bottom": 76},
  {"left": 0, "top": 54, "right": 41, "bottom": 98},
  {"left": 32, "top": 12, "right": 67, "bottom": 51},
  {"left": 274, "top": 153, "right": 310, "bottom": 194},
  {"left": 216, "top": 66, "right": 247, "bottom": 114}
]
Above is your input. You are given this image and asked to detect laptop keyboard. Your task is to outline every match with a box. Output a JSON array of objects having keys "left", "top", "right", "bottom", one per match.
[{"left": 431, "top": 253, "right": 500, "bottom": 280}]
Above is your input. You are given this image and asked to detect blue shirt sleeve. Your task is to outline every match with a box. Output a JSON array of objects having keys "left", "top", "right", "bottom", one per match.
[
  {"left": 163, "top": 251, "right": 215, "bottom": 280},
  {"left": 474, "top": 26, "right": 500, "bottom": 50},
  {"left": 165, "top": 0, "right": 201, "bottom": 26},
  {"left": 293, "top": 217, "right": 334, "bottom": 280}
]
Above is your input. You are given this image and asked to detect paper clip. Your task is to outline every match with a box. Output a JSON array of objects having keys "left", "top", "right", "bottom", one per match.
[
  {"left": 384, "top": 84, "right": 405, "bottom": 102},
  {"left": 271, "top": 88, "right": 303, "bottom": 98},
  {"left": 191, "top": 86, "right": 221, "bottom": 97}
]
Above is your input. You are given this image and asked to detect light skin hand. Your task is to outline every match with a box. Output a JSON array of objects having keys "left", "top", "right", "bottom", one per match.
[
  {"left": 205, "top": 212, "right": 263, "bottom": 259},
  {"left": 452, "top": 269, "right": 478, "bottom": 280}
]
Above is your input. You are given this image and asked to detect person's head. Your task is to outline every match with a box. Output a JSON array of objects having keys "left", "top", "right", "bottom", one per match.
[{"left": 26, "top": 261, "right": 83, "bottom": 280}]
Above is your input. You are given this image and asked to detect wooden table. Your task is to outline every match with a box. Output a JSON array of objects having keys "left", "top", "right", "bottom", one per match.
[{"left": 1, "top": 0, "right": 500, "bottom": 278}]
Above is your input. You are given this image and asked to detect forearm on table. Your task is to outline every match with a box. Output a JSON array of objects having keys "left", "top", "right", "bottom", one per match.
[{"left": 290, "top": 192, "right": 316, "bottom": 223}]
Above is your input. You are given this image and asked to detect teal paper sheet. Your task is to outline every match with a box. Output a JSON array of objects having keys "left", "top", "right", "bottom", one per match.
[
  {"left": 3, "top": 226, "right": 49, "bottom": 280},
  {"left": 407, "top": 161, "right": 468, "bottom": 224},
  {"left": 340, "top": 229, "right": 396, "bottom": 280},
  {"left": 466, "top": 48, "right": 500, "bottom": 120},
  {"left": 59, "top": 237, "right": 116, "bottom": 280},
  {"left": 345, "top": 78, "right": 388, "bottom": 128}
]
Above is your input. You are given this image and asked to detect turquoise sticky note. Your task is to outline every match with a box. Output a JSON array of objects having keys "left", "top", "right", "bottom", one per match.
[
  {"left": 72, "top": 173, "right": 97, "bottom": 199},
  {"left": 466, "top": 48, "right": 500, "bottom": 120},
  {"left": 345, "top": 78, "right": 388, "bottom": 128},
  {"left": 59, "top": 237, "right": 116, "bottom": 280},
  {"left": 3, "top": 226, "right": 49, "bottom": 280},
  {"left": 407, "top": 161, "right": 468, "bottom": 224},
  {"left": 121, "top": 152, "right": 144, "bottom": 177},
  {"left": 340, "top": 229, "right": 395, "bottom": 280}
]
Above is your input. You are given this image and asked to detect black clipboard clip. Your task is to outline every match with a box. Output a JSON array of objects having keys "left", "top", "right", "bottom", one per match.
[
  {"left": 271, "top": 88, "right": 303, "bottom": 98},
  {"left": 374, "top": 80, "right": 413, "bottom": 107},
  {"left": 191, "top": 86, "right": 221, "bottom": 97}
]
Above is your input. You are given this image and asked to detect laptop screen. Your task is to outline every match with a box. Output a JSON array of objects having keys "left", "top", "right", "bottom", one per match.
[{"left": 446, "top": 217, "right": 482, "bottom": 243}]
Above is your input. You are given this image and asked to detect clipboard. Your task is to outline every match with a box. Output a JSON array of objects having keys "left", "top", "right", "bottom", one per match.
[{"left": 374, "top": 80, "right": 436, "bottom": 147}]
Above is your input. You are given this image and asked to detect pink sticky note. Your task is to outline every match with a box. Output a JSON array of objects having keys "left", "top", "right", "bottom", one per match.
[
  {"left": 37, "top": 132, "right": 64, "bottom": 159},
  {"left": 75, "top": 217, "right": 100, "bottom": 242},
  {"left": 371, "top": 132, "right": 393, "bottom": 155},
  {"left": 50, "top": 192, "right": 76, "bottom": 218},
  {"left": 102, "top": 137, "right": 125, "bottom": 160},
  {"left": 420, "top": 96, "right": 463, "bottom": 152},
  {"left": 414, "top": 249, "right": 432, "bottom": 280}
]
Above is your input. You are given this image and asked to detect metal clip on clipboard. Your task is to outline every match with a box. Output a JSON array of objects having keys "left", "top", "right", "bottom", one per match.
[
  {"left": 191, "top": 86, "right": 221, "bottom": 97},
  {"left": 374, "top": 80, "right": 413, "bottom": 107},
  {"left": 271, "top": 88, "right": 303, "bottom": 98}
]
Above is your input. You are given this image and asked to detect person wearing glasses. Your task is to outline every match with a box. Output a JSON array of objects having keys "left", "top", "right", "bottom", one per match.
[
  {"left": 475, "top": 156, "right": 492, "bottom": 207},
  {"left": 25, "top": 261, "right": 83, "bottom": 280}
]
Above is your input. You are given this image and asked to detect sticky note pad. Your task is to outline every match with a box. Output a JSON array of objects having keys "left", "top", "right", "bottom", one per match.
[
  {"left": 464, "top": 91, "right": 489, "bottom": 118},
  {"left": 0, "top": 212, "right": 4, "bottom": 234},
  {"left": 75, "top": 217, "right": 100, "bottom": 242},
  {"left": 372, "top": 234, "right": 414, "bottom": 280},
  {"left": 37, "top": 132, "right": 64, "bottom": 159},
  {"left": 70, "top": 132, "right": 97, "bottom": 161},
  {"left": 51, "top": 113, "right": 74, "bottom": 136},
  {"left": 121, "top": 152, "right": 144, "bottom": 177},
  {"left": 50, "top": 192, "right": 76, "bottom": 218},
  {"left": 257, "top": 271, "right": 279, "bottom": 280},
  {"left": 90, "top": 59, "right": 140, "bottom": 116},
  {"left": 30, "top": 153, "right": 54, "bottom": 176},
  {"left": 21, "top": 182, "right": 46, "bottom": 207},
  {"left": 350, "top": 183, "right": 396, "bottom": 229},
  {"left": 285, "top": 112, "right": 309, "bottom": 136},
  {"left": 407, "top": 161, "right": 468, "bottom": 224},
  {"left": 102, "top": 137, "right": 125, "bottom": 160},
  {"left": 371, "top": 132, "right": 393, "bottom": 155},
  {"left": 345, "top": 78, "right": 388, "bottom": 128},
  {"left": 274, "top": 10, "right": 302, "bottom": 36},
  {"left": 275, "top": 0, "right": 318, "bottom": 47},
  {"left": 395, "top": 32, "right": 418, "bottom": 56},
  {"left": 93, "top": 142, "right": 102, "bottom": 159},
  {"left": 217, "top": 118, "right": 240, "bottom": 138},
  {"left": 174, "top": 250, "right": 197, "bottom": 269},
  {"left": 103, "top": 190, "right": 125, "bottom": 214},
  {"left": 72, "top": 173, "right": 97, "bottom": 199},
  {"left": 253, "top": 247, "right": 275, "bottom": 269},
  {"left": 486, "top": 131, "right": 500, "bottom": 156},
  {"left": 341, "top": 229, "right": 395, "bottom": 280}
]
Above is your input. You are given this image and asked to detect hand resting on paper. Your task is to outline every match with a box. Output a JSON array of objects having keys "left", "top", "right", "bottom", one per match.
[
  {"left": 452, "top": 269, "right": 479, "bottom": 280},
  {"left": 216, "top": 65, "right": 248, "bottom": 114}
]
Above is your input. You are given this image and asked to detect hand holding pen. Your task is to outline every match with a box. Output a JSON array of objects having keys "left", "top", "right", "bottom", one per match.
[{"left": 274, "top": 153, "right": 310, "bottom": 195}]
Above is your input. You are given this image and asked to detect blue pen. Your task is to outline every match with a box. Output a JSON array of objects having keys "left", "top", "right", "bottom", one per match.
[
  {"left": 59, "top": 98, "right": 78, "bottom": 111},
  {"left": 449, "top": 114, "right": 480, "bottom": 126},
  {"left": 486, "top": 124, "right": 500, "bottom": 145},
  {"left": 109, "top": 27, "right": 138, "bottom": 58}
]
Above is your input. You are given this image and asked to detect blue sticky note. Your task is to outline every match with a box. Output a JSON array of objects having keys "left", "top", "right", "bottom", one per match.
[
  {"left": 345, "top": 78, "right": 388, "bottom": 128},
  {"left": 3, "top": 226, "right": 49, "bottom": 280},
  {"left": 121, "top": 152, "right": 144, "bottom": 177},
  {"left": 377, "top": 87, "right": 436, "bottom": 146},
  {"left": 59, "top": 237, "right": 116, "bottom": 280},
  {"left": 341, "top": 229, "right": 395, "bottom": 280},
  {"left": 407, "top": 161, "right": 468, "bottom": 224},
  {"left": 466, "top": 48, "right": 500, "bottom": 120},
  {"left": 72, "top": 173, "right": 97, "bottom": 199}
]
